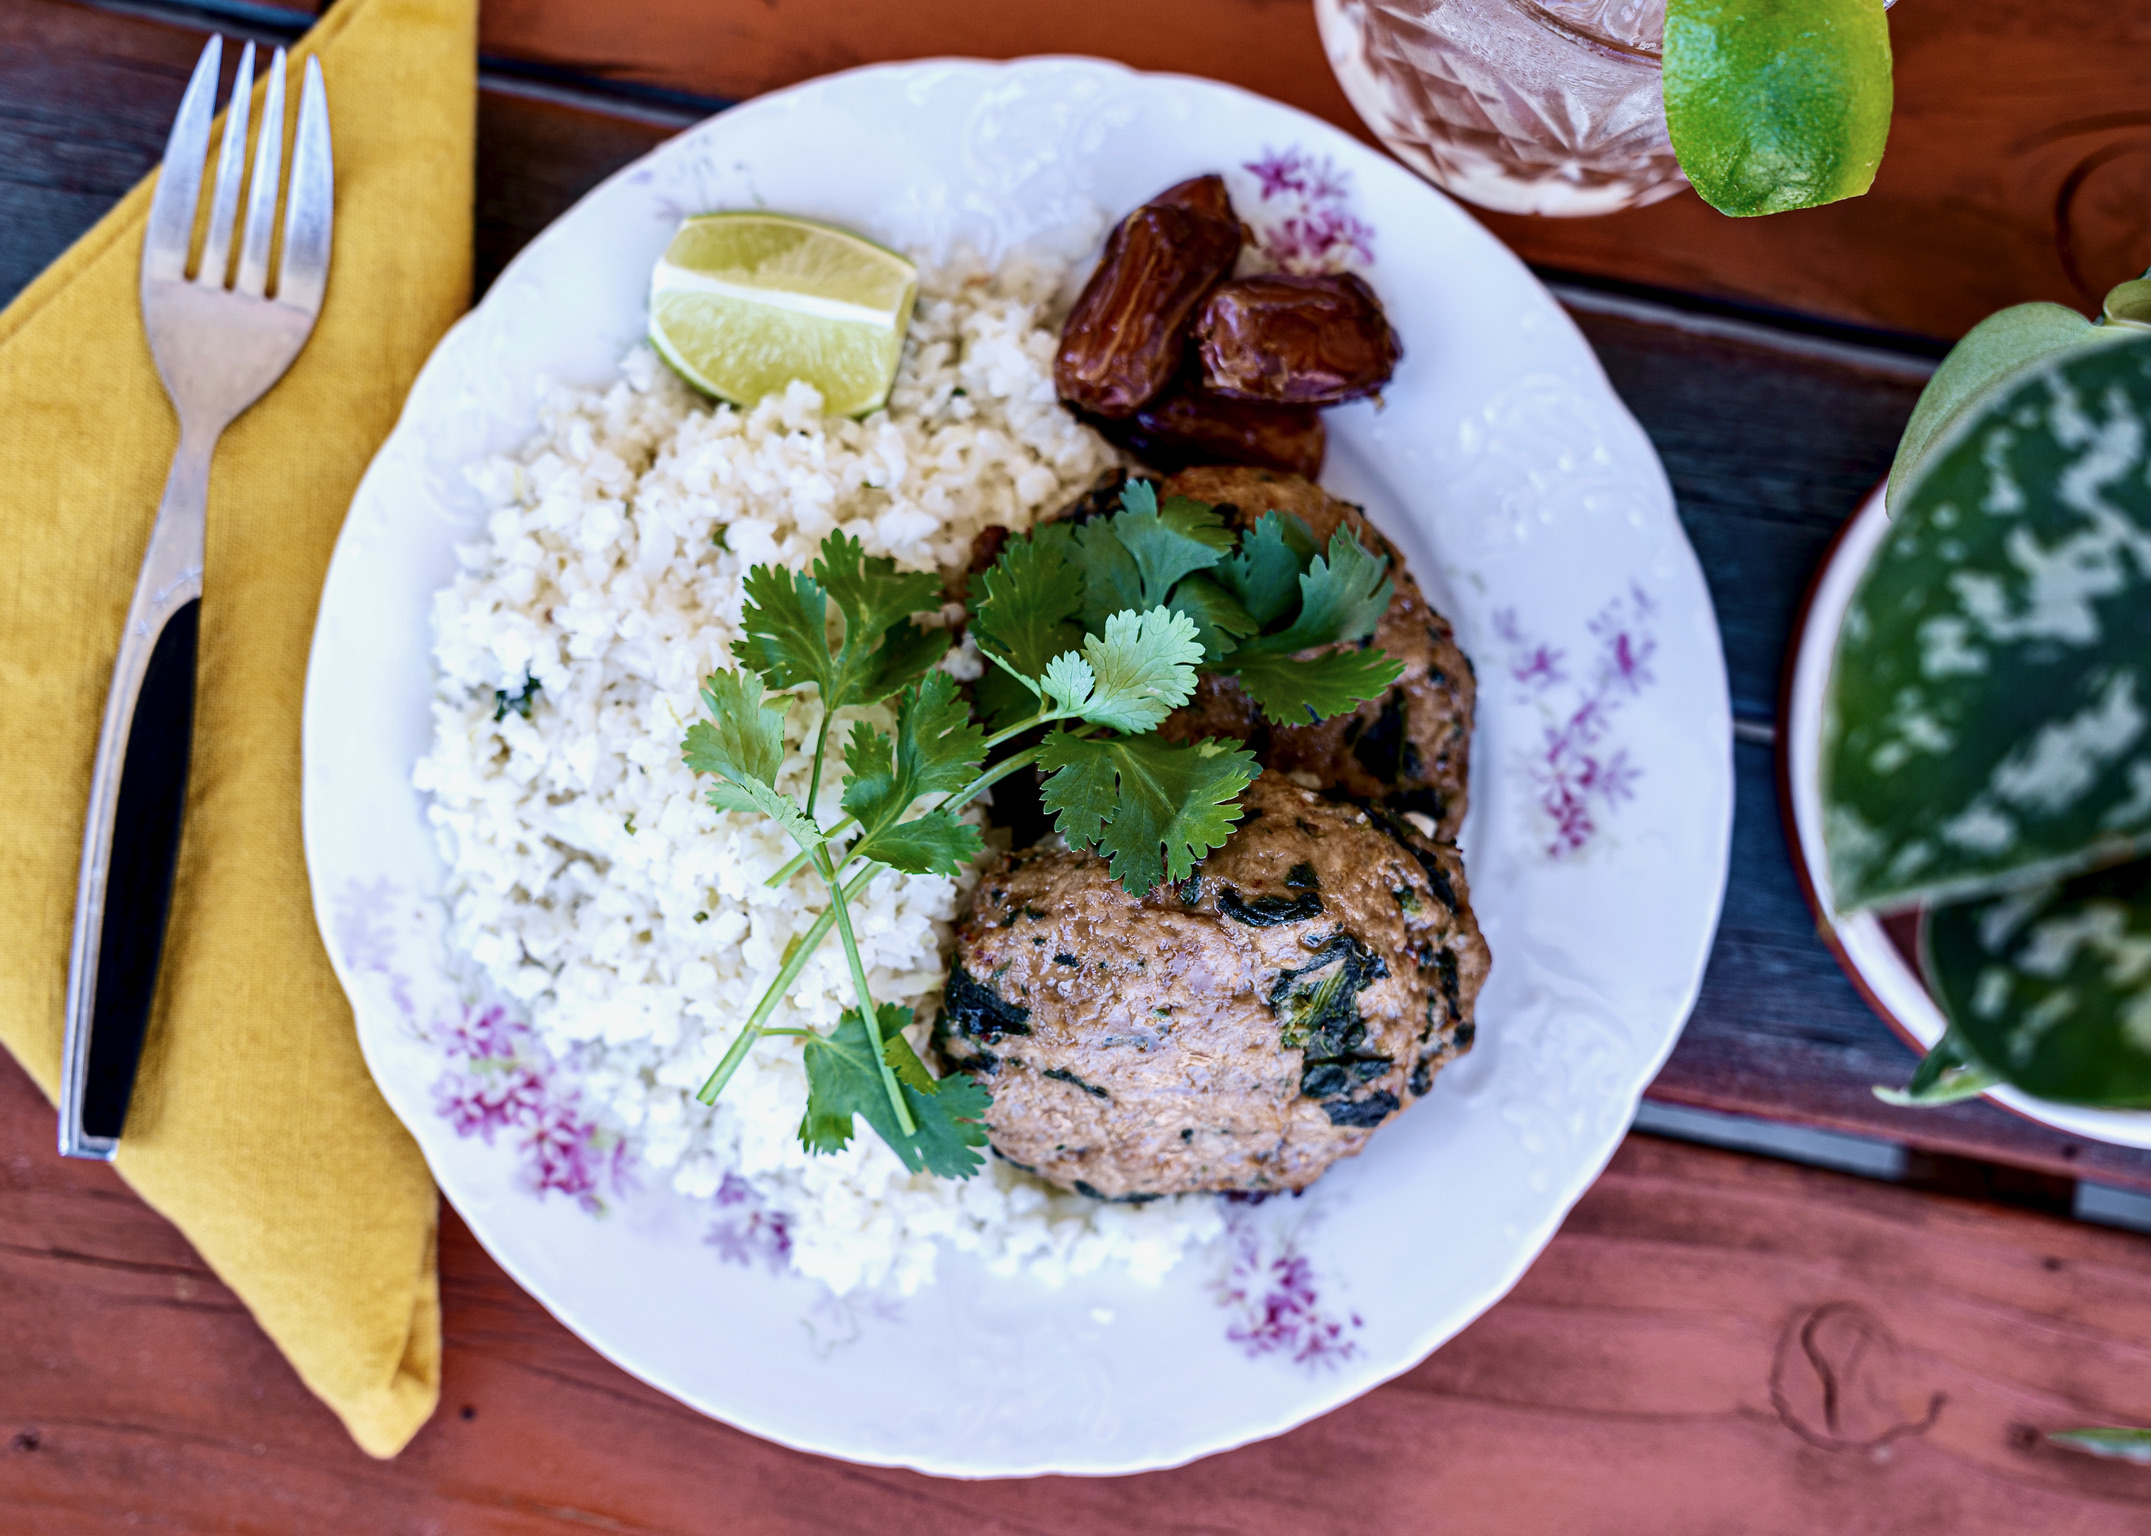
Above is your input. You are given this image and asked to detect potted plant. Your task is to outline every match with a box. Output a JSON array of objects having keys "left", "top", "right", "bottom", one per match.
[{"left": 1820, "top": 272, "right": 2151, "bottom": 1110}]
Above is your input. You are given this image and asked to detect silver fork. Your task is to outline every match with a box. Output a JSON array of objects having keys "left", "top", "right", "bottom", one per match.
[{"left": 60, "top": 36, "right": 334, "bottom": 1159}]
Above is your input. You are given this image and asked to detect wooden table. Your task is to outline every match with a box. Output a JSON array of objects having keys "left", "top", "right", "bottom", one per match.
[{"left": 8, "top": 1, "right": 2151, "bottom": 1529}]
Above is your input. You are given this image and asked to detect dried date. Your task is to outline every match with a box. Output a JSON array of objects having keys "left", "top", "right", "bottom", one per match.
[
  {"left": 1104, "top": 382, "right": 1325, "bottom": 478},
  {"left": 1149, "top": 173, "right": 1239, "bottom": 227},
  {"left": 1054, "top": 176, "right": 1242, "bottom": 418},
  {"left": 1195, "top": 273, "right": 1401, "bottom": 406}
]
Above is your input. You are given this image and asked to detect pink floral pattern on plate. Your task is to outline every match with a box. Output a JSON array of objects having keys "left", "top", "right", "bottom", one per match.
[
  {"left": 1215, "top": 1205, "right": 1363, "bottom": 1367},
  {"left": 707, "top": 1173, "right": 794, "bottom": 1273},
  {"left": 338, "top": 880, "right": 1366, "bottom": 1362},
  {"left": 1238, "top": 147, "right": 1375, "bottom": 273},
  {"left": 1494, "top": 585, "right": 1658, "bottom": 859},
  {"left": 334, "top": 879, "right": 631, "bottom": 1214}
]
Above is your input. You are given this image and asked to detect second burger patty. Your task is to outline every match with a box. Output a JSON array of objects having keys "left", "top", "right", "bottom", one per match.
[{"left": 936, "top": 773, "right": 1490, "bottom": 1199}]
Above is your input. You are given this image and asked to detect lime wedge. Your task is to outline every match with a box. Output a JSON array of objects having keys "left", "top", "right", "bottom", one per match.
[
  {"left": 648, "top": 212, "right": 918, "bottom": 416},
  {"left": 1663, "top": 0, "right": 1894, "bottom": 218}
]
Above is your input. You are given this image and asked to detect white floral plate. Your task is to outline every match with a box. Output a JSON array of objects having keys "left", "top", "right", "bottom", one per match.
[{"left": 302, "top": 58, "right": 1732, "bottom": 1476}]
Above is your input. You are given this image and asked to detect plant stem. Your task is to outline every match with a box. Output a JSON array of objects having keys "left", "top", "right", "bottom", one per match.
[
  {"left": 804, "top": 703, "right": 835, "bottom": 830},
  {"left": 816, "top": 843, "right": 918, "bottom": 1136},
  {"left": 696, "top": 1011, "right": 766, "bottom": 1105},
  {"left": 765, "top": 816, "right": 857, "bottom": 886},
  {"left": 761, "top": 708, "right": 1069, "bottom": 888},
  {"left": 696, "top": 862, "right": 878, "bottom": 1105},
  {"left": 697, "top": 725, "right": 1095, "bottom": 1108}
]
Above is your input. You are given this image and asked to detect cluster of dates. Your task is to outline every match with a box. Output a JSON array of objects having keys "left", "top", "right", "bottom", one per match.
[{"left": 1053, "top": 175, "right": 1401, "bottom": 478}]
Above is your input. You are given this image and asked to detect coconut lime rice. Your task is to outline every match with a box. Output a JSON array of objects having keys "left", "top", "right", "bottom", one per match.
[{"left": 413, "top": 255, "right": 1226, "bottom": 1295}]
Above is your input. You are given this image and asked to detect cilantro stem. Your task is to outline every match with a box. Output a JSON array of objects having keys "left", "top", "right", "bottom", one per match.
[
  {"left": 696, "top": 862, "right": 879, "bottom": 1105},
  {"left": 815, "top": 843, "right": 919, "bottom": 1137},
  {"left": 761, "top": 707, "right": 1074, "bottom": 888},
  {"left": 804, "top": 705, "right": 835, "bottom": 831},
  {"left": 699, "top": 727, "right": 1099, "bottom": 1110},
  {"left": 764, "top": 815, "right": 856, "bottom": 888}
]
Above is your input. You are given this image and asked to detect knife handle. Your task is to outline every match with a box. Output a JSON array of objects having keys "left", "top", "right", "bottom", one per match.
[{"left": 61, "top": 433, "right": 211, "bottom": 1159}]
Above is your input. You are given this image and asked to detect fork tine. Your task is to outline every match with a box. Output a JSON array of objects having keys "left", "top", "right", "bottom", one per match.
[
  {"left": 275, "top": 56, "right": 332, "bottom": 313},
  {"left": 195, "top": 40, "right": 254, "bottom": 289},
  {"left": 142, "top": 36, "right": 222, "bottom": 285},
  {"left": 235, "top": 48, "right": 287, "bottom": 298}
]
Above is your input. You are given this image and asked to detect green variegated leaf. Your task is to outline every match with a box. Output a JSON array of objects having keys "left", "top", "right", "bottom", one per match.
[
  {"left": 2050, "top": 1428, "right": 2151, "bottom": 1463},
  {"left": 1923, "top": 857, "right": 2151, "bottom": 1108},
  {"left": 1871, "top": 1026, "right": 1998, "bottom": 1107},
  {"left": 1886, "top": 300, "right": 2144, "bottom": 512},
  {"left": 1821, "top": 334, "right": 2151, "bottom": 913}
]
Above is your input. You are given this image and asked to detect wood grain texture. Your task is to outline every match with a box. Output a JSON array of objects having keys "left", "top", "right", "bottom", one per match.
[
  {"left": 473, "top": 0, "right": 2151, "bottom": 342},
  {"left": 8, "top": 1052, "right": 2151, "bottom": 1530},
  {"left": 0, "top": 0, "right": 231, "bottom": 298}
]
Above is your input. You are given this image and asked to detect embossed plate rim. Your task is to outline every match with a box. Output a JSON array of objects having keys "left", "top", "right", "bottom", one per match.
[{"left": 303, "top": 55, "right": 1734, "bottom": 1474}]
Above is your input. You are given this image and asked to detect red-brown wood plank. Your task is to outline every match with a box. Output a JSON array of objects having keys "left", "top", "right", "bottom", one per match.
[
  {"left": 475, "top": 0, "right": 2151, "bottom": 342},
  {"left": 9, "top": 1052, "right": 2151, "bottom": 1531}
]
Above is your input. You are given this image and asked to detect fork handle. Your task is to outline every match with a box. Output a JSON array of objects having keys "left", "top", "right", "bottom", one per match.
[{"left": 60, "top": 431, "right": 212, "bottom": 1159}]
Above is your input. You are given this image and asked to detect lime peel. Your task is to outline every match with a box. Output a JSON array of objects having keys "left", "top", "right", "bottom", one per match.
[
  {"left": 648, "top": 212, "right": 918, "bottom": 417},
  {"left": 1663, "top": 0, "right": 1894, "bottom": 218}
]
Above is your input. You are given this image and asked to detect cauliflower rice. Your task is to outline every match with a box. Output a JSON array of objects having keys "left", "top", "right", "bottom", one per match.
[{"left": 414, "top": 256, "right": 1225, "bottom": 1295}]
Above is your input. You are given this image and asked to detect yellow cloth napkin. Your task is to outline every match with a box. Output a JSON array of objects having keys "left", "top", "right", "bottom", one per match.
[{"left": 0, "top": 0, "right": 474, "bottom": 1458}]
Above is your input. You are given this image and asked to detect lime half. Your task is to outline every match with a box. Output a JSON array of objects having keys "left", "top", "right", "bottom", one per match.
[
  {"left": 649, "top": 213, "right": 918, "bottom": 416},
  {"left": 1663, "top": 0, "right": 1894, "bottom": 218}
]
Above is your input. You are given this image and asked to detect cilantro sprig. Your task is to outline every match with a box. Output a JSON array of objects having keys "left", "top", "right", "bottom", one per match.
[
  {"left": 684, "top": 484, "right": 1403, "bottom": 1181},
  {"left": 964, "top": 480, "right": 1403, "bottom": 890}
]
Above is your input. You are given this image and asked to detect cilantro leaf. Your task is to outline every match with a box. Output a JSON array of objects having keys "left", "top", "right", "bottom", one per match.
[
  {"left": 1217, "top": 527, "right": 1400, "bottom": 723},
  {"left": 969, "top": 522, "right": 1082, "bottom": 681},
  {"left": 738, "top": 564, "right": 830, "bottom": 692},
  {"left": 682, "top": 670, "right": 825, "bottom": 848},
  {"left": 1037, "top": 730, "right": 1259, "bottom": 897},
  {"left": 839, "top": 670, "right": 988, "bottom": 875},
  {"left": 1066, "top": 482, "right": 1236, "bottom": 630},
  {"left": 817, "top": 532, "right": 944, "bottom": 642},
  {"left": 1216, "top": 511, "right": 1319, "bottom": 628},
  {"left": 1167, "top": 574, "right": 1257, "bottom": 663},
  {"left": 686, "top": 669, "right": 787, "bottom": 783},
  {"left": 800, "top": 1004, "right": 991, "bottom": 1177},
  {"left": 1039, "top": 606, "right": 1205, "bottom": 732},
  {"left": 1111, "top": 481, "right": 1236, "bottom": 603},
  {"left": 1259, "top": 527, "right": 1395, "bottom": 653},
  {"left": 1070, "top": 518, "right": 1146, "bottom": 632},
  {"left": 973, "top": 662, "right": 1041, "bottom": 734},
  {"left": 738, "top": 532, "right": 948, "bottom": 712},
  {"left": 850, "top": 811, "right": 981, "bottom": 877},
  {"left": 1226, "top": 647, "right": 1407, "bottom": 726},
  {"left": 860, "top": 621, "right": 950, "bottom": 707}
]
